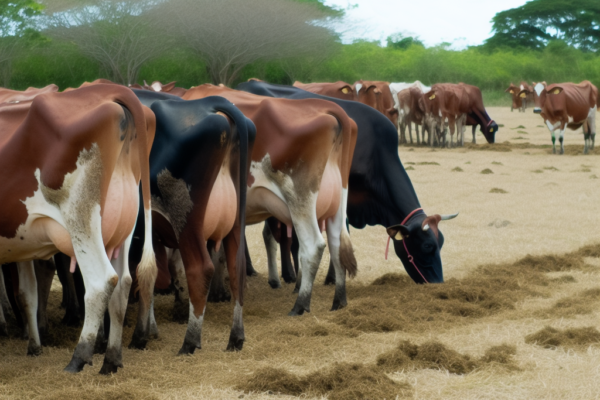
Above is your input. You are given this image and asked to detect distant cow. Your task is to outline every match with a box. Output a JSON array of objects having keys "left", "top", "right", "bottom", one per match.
[
  {"left": 505, "top": 82, "right": 533, "bottom": 112},
  {"left": 397, "top": 86, "right": 428, "bottom": 145},
  {"left": 524, "top": 81, "right": 598, "bottom": 154},
  {"left": 293, "top": 81, "right": 357, "bottom": 101},
  {"left": 354, "top": 80, "right": 398, "bottom": 127}
]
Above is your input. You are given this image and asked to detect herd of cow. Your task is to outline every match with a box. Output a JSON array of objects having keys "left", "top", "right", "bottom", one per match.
[{"left": 0, "top": 75, "right": 596, "bottom": 376}]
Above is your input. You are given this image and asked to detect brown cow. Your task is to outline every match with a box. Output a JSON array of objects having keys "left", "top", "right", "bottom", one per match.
[
  {"left": 183, "top": 84, "right": 358, "bottom": 315},
  {"left": 505, "top": 82, "right": 533, "bottom": 112},
  {"left": 354, "top": 80, "right": 398, "bottom": 127},
  {"left": 397, "top": 86, "right": 429, "bottom": 145},
  {"left": 0, "top": 84, "right": 156, "bottom": 374},
  {"left": 139, "top": 80, "right": 188, "bottom": 97},
  {"left": 293, "top": 81, "right": 357, "bottom": 101},
  {"left": 523, "top": 81, "right": 598, "bottom": 154},
  {"left": 0, "top": 84, "right": 58, "bottom": 104}
]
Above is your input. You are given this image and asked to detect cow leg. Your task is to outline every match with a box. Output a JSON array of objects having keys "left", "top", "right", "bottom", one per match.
[
  {"left": 55, "top": 253, "right": 82, "bottom": 326},
  {"left": 328, "top": 189, "right": 356, "bottom": 311},
  {"left": 559, "top": 128, "right": 565, "bottom": 155},
  {"left": 262, "top": 221, "right": 281, "bottom": 289},
  {"left": 407, "top": 122, "right": 413, "bottom": 144},
  {"left": 416, "top": 124, "right": 421, "bottom": 145},
  {"left": 208, "top": 245, "right": 230, "bottom": 302},
  {"left": 222, "top": 231, "right": 245, "bottom": 352},
  {"left": 472, "top": 125, "right": 477, "bottom": 144},
  {"left": 280, "top": 224, "right": 297, "bottom": 284},
  {"left": 459, "top": 115, "right": 466, "bottom": 147},
  {"left": 17, "top": 261, "right": 42, "bottom": 356},
  {"left": 100, "top": 234, "right": 134, "bottom": 375},
  {"left": 34, "top": 259, "right": 55, "bottom": 345},
  {"left": 178, "top": 231, "right": 213, "bottom": 355},
  {"left": 288, "top": 195, "right": 326, "bottom": 316},
  {"left": 244, "top": 240, "right": 257, "bottom": 277},
  {"left": 170, "top": 249, "right": 190, "bottom": 323},
  {"left": 0, "top": 267, "right": 11, "bottom": 336}
]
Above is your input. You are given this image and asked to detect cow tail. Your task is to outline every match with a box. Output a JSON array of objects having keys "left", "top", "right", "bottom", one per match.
[{"left": 117, "top": 87, "right": 157, "bottom": 308}]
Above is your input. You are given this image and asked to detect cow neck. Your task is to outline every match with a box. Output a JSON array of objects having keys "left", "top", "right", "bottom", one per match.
[{"left": 469, "top": 107, "right": 492, "bottom": 127}]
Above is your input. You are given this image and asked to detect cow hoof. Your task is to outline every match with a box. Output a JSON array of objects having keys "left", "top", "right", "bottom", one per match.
[
  {"left": 178, "top": 340, "right": 198, "bottom": 356},
  {"left": 226, "top": 336, "right": 244, "bottom": 352},
  {"left": 268, "top": 279, "right": 281, "bottom": 289},
  {"left": 288, "top": 304, "right": 308, "bottom": 316},
  {"left": 64, "top": 356, "right": 88, "bottom": 373},
  {"left": 330, "top": 301, "right": 347, "bottom": 311},
  {"left": 128, "top": 334, "right": 148, "bottom": 350},
  {"left": 27, "top": 341, "right": 42, "bottom": 357},
  {"left": 99, "top": 359, "right": 121, "bottom": 375}
]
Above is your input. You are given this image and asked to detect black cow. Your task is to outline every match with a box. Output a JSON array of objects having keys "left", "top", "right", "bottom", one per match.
[
  {"left": 236, "top": 81, "right": 457, "bottom": 285},
  {"left": 128, "top": 90, "right": 256, "bottom": 356}
]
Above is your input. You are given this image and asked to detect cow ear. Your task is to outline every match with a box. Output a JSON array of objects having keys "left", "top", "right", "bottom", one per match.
[
  {"left": 550, "top": 86, "right": 563, "bottom": 95},
  {"left": 518, "top": 90, "right": 528, "bottom": 98},
  {"left": 386, "top": 224, "right": 410, "bottom": 240},
  {"left": 340, "top": 86, "right": 351, "bottom": 94},
  {"left": 162, "top": 81, "right": 176, "bottom": 92},
  {"left": 424, "top": 90, "right": 435, "bottom": 100},
  {"left": 505, "top": 86, "right": 513, "bottom": 93}
]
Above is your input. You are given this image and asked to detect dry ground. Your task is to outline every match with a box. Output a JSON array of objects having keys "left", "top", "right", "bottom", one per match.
[{"left": 1, "top": 107, "right": 600, "bottom": 399}]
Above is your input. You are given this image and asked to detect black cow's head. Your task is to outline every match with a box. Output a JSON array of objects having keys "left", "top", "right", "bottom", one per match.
[
  {"left": 386, "top": 211, "right": 458, "bottom": 284},
  {"left": 481, "top": 120, "right": 498, "bottom": 144}
]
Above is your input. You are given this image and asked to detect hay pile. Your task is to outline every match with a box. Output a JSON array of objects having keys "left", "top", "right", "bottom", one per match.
[{"left": 525, "top": 326, "right": 600, "bottom": 350}]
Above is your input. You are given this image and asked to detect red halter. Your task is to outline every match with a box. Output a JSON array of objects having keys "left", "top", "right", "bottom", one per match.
[{"left": 385, "top": 208, "right": 429, "bottom": 283}]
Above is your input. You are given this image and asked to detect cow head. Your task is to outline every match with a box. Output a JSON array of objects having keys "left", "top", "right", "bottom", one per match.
[
  {"left": 386, "top": 210, "right": 458, "bottom": 284},
  {"left": 528, "top": 82, "right": 547, "bottom": 113},
  {"left": 481, "top": 119, "right": 498, "bottom": 143},
  {"left": 505, "top": 83, "right": 523, "bottom": 110}
]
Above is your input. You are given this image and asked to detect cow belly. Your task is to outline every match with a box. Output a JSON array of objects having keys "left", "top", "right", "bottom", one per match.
[
  {"left": 203, "top": 167, "right": 237, "bottom": 241},
  {"left": 316, "top": 162, "right": 341, "bottom": 221}
]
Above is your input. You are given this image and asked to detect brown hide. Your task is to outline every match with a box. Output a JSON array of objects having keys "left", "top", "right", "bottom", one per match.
[
  {"left": 0, "top": 84, "right": 155, "bottom": 258},
  {"left": 293, "top": 81, "right": 357, "bottom": 101},
  {"left": 0, "top": 84, "right": 58, "bottom": 104},
  {"left": 183, "top": 84, "right": 357, "bottom": 194},
  {"left": 355, "top": 80, "right": 398, "bottom": 126},
  {"left": 398, "top": 86, "right": 426, "bottom": 125},
  {"left": 142, "top": 80, "right": 188, "bottom": 97},
  {"left": 537, "top": 81, "right": 598, "bottom": 130},
  {"left": 505, "top": 81, "right": 533, "bottom": 111}
]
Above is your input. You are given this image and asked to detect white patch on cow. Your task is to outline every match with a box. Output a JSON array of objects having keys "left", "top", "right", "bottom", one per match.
[
  {"left": 439, "top": 110, "right": 443, "bottom": 118},
  {"left": 151, "top": 82, "right": 162, "bottom": 92},
  {"left": 520, "top": 84, "right": 524, "bottom": 91},
  {"left": 546, "top": 119, "right": 560, "bottom": 133},
  {"left": 534, "top": 82, "right": 545, "bottom": 97},
  {"left": 568, "top": 115, "right": 574, "bottom": 123},
  {"left": 185, "top": 302, "right": 205, "bottom": 348},
  {"left": 355, "top": 83, "right": 362, "bottom": 95}
]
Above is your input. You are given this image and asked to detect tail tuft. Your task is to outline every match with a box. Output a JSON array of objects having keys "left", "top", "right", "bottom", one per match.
[{"left": 339, "top": 232, "right": 357, "bottom": 278}]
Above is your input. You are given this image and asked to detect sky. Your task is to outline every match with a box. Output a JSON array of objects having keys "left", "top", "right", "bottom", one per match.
[{"left": 323, "top": 0, "right": 530, "bottom": 48}]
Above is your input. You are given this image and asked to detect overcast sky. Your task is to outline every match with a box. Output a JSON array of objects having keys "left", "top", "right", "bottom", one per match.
[{"left": 323, "top": 0, "right": 530, "bottom": 48}]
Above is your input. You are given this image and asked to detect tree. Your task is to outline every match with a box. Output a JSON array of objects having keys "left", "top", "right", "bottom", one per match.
[
  {"left": 165, "top": 0, "right": 340, "bottom": 86},
  {"left": 45, "top": 0, "right": 173, "bottom": 85},
  {"left": 0, "top": 0, "right": 44, "bottom": 86},
  {"left": 484, "top": 0, "right": 600, "bottom": 52},
  {"left": 386, "top": 33, "right": 424, "bottom": 50}
]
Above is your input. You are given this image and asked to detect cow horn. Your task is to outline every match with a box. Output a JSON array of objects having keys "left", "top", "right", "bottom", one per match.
[
  {"left": 440, "top": 212, "right": 459, "bottom": 220},
  {"left": 422, "top": 224, "right": 430, "bottom": 231}
]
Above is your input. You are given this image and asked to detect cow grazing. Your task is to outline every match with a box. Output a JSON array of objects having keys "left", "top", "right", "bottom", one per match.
[
  {"left": 126, "top": 90, "right": 255, "bottom": 354},
  {"left": 423, "top": 83, "right": 498, "bottom": 147},
  {"left": 293, "top": 81, "right": 357, "bottom": 101},
  {"left": 505, "top": 82, "right": 533, "bottom": 112},
  {"left": 354, "top": 80, "right": 398, "bottom": 127},
  {"left": 524, "top": 81, "right": 598, "bottom": 154},
  {"left": 237, "top": 81, "right": 458, "bottom": 286},
  {"left": 0, "top": 84, "right": 156, "bottom": 374},
  {"left": 184, "top": 84, "right": 358, "bottom": 315}
]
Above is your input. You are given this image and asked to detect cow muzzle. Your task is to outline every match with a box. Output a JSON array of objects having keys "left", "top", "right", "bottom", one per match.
[{"left": 533, "top": 108, "right": 542, "bottom": 114}]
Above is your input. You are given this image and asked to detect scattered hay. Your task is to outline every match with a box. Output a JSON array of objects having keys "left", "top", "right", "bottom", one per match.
[
  {"left": 417, "top": 161, "right": 440, "bottom": 165},
  {"left": 525, "top": 326, "right": 600, "bottom": 350},
  {"left": 452, "top": 167, "right": 463, "bottom": 172},
  {"left": 538, "top": 288, "right": 600, "bottom": 317},
  {"left": 491, "top": 161, "right": 503, "bottom": 165},
  {"left": 238, "top": 363, "right": 412, "bottom": 399},
  {"left": 512, "top": 125, "right": 526, "bottom": 129},
  {"left": 537, "top": 125, "right": 544, "bottom": 127},
  {"left": 575, "top": 168, "right": 592, "bottom": 173},
  {"left": 498, "top": 124, "right": 505, "bottom": 127},
  {"left": 549, "top": 146, "right": 600, "bottom": 156},
  {"left": 404, "top": 162, "right": 415, "bottom": 165},
  {"left": 517, "top": 130, "right": 528, "bottom": 134},
  {"left": 512, "top": 137, "right": 526, "bottom": 140},
  {"left": 465, "top": 161, "right": 471, "bottom": 164},
  {"left": 543, "top": 166, "right": 559, "bottom": 171},
  {"left": 591, "top": 174, "right": 599, "bottom": 179},
  {"left": 481, "top": 168, "right": 493, "bottom": 174},
  {"left": 548, "top": 275, "right": 576, "bottom": 284},
  {"left": 489, "top": 219, "right": 511, "bottom": 228},
  {"left": 490, "top": 188, "right": 507, "bottom": 194},
  {"left": 408, "top": 148, "right": 415, "bottom": 151},
  {"left": 377, "top": 340, "right": 519, "bottom": 374},
  {"left": 405, "top": 166, "right": 415, "bottom": 170},
  {"left": 465, "top": 142, "right": 512, "bottom": 152},
  {"left": 532, "top": 169, "right": 543, "bottom": 173}
]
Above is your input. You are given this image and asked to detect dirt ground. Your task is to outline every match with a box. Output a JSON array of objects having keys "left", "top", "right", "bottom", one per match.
[{"left": 1, "top": 107, "right": 600, "bottom": 399}]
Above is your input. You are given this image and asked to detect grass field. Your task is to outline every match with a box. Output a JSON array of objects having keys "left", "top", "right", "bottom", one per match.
[{"left": 1, "top": 107, "right": 599, "bottom": 399}]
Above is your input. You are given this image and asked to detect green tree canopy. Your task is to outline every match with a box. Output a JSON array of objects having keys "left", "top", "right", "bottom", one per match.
[
  {"left": 386, "top": 33, "right": 424, "bottom": 50},
  {"left": 0, "top": 0, "right": 43, "bottom": 37},
  {"left": 485, "top": 0, "right": 600, "bottom": 51}
]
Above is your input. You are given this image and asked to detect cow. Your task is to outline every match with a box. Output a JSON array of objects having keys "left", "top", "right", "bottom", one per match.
[
  {"left": 0, "top": 84, "right": 156, "bottom": 374},
  {"left": 125, "top": 89, "right": 255, "bottom": 355},
  {"left": 139, "top": 80, "right": 188, "bottom": 97},
  {"left": 236, "top": 80, "right": 458, "bottom": 286},
  {"left": 0, "top": 84, "right": 58, "bottom": 104},
  {"left": 390, "top": 81, "right": 431, "bottom": 144},
  {"left": 293, "top": 81, "right": 357, "bottom": 101},
  {"left": 505, "top": 82, "right": 533, "bottom": 112},
  {"left": 423, "top": 83, "right": 498, "bottom": 147},
  {"left": 183, "top": 84, "right": 358, "bottom": 315},
  {"left": 397, "top": 86, "right": 430, "bottom": 145},
  {"left": 523, "top": 81, "right": 598, "bottom": 154},
  {"left": 354, "top": 80, "right": 398, "bottom": 127}
]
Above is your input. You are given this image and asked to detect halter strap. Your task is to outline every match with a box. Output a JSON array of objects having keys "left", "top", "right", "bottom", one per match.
[
  {"left": 486, "top": 119, "right": 495, "bottom": 127},
  {"left": 385, "top": 208, "right": 423, "bottom": 260}
]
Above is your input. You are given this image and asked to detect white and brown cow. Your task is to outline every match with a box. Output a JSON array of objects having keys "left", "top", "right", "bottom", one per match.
[
  {"left": 505, "top": 82, "right": 533, "bottom": 112},
  {"left": 524, "top": 81, "right": 598, "bottom": 154},
  {"left": 0, "top": 84, "right": 156, "bottom": 374}
]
